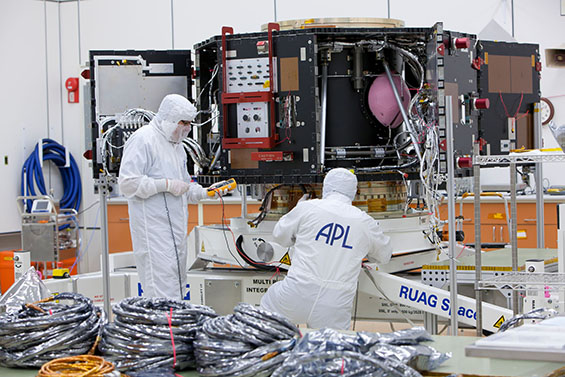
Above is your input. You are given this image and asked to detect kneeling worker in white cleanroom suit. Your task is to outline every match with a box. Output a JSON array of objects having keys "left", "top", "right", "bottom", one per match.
[
  {"left": 261, "top": 168, "right": 392, "bottom": 330},
  {"left": 119, "top": 94, "right": 225, "bottom": 300}
]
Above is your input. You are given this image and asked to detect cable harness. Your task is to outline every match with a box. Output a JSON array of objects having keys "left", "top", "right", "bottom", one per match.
[
  {"left": 0, "top": 292, "right": 105, "bottom": 368},
  {"left": 99, "top": 297, "right": 216, "bottom": 372},
  {"left": 270, "top": 327, "right": 450, "bottom": 377},
  {"left": 498, "top": 307, "right": 558, "bottom": 332},
  {"left": 98, "top": 108, "right": 155, "bottom": 175},
  {"left": 194, "top": 303, "right": 300, "bottom": 376}
]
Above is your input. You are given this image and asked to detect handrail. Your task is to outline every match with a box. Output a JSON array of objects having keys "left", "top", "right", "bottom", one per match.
[{"left": 16, "top": 195, "right": 56, "bottom": 215}]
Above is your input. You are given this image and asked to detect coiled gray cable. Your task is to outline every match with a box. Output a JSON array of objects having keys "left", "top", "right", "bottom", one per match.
[
  {"left": 0, "top": 292, "right": 105, "bottom": 368},
  {"left": 99, "top": 297, "right": 216, "bottom": 372},
  {"left": 271, "top": 350, "right": 421, "bottom": 377},
  {"left": 194, "top": 303, "right": 300, "bottom": 376}
]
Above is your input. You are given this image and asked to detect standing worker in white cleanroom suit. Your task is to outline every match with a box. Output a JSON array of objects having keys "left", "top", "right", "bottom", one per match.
[
  {"left": 261, "top": 168, "right": 392, "bottom": 330},
  {"left": 119, "top": 94, "right": 212, "bottom": 300}
]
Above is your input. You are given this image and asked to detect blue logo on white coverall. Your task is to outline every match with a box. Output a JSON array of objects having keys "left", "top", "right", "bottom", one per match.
[
  {"left": 184, "top": 284, "right": 190, "bottom": 300},
  {"left": 137, "top": 282, "right": 191, "bottom": 300},
  {"left": 315, "top": 223, "right": 353, "bottom": 249}
]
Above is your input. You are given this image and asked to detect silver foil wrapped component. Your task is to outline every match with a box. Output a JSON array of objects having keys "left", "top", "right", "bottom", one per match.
[
  {"left": 292, "top": 328, "right": 371, "bottom": 353},
  {"left": 270, "top": 327, "right": 449, "bottom": 376},
  {"left": 99, "top": 297, "right": 216, "bottom": 372},
  {"left": 0, "top": 292, "right": 105, "bottom": 368},
  {"left": 194, "top": 303, "right": 300, "bottom": 376},
  {"left": 549, "top": 121, "right": 565, "bottom": 152},
  {"left": 373, "top": 326, "right": 432, "bottom": 345},
  {"left": 368, "top": 343, "right": 451, "bottom": 372},
  {"left": 0, "top": 267, "right": 49, "bottom": 314},
  {"left": 270, "top": 350, "right": 422, "bottom": 377}
]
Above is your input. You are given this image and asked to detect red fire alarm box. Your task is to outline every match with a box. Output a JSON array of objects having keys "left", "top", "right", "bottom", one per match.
[{"left": 65, "top": 77, "right": 79, "bottom": 103}]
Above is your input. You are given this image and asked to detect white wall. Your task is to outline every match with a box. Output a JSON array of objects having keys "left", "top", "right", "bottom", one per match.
[
  {"left": 174, "top": 0, "right": 275, "bottom": 48},
  {"left": 1, "top": 0, "right": 564, "bottom": 269},
  {"left": 514, "top": 0, "right": 565, "bottom": 187},
  {"left": 0, "top": 1, "right": 49, "bottom": 233}
]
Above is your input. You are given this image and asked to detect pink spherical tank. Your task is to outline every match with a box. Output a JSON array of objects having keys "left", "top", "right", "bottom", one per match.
[{"left": 367, "top": 74, "right": 411, "bottom": 128}]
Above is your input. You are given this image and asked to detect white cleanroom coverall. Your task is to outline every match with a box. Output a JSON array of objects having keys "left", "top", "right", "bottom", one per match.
[
  {"left": 261, "top": 168, "right": 392, "bottom": 330},
  {"left": 118, "top": 94, "right": 207, "bottom": 300}
]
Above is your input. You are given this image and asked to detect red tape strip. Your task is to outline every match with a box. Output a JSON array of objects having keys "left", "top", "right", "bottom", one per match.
[{"left": 167, "top": 307, "right": 177, "bottom": 368}]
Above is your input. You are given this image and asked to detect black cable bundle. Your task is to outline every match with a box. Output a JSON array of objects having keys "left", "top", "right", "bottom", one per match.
[
  {"left": 269, "top": 327, "right": 450, "bottom": 377},
  {"left": 194, "top": 303, "right": 300, "bottom": 376},
  {"left": 271, "top": 350, "right": 420, "bottom": 377},
  {"left": 0, "top": 292, "right": 105, "bottom": 368},
  {"left": 99, "top": 297, "right": 216, "bottom": 372}
]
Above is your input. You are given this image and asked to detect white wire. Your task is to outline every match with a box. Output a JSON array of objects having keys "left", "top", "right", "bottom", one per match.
[
  {"left": 408, "top": 93, "right": 445, "bottom": 250},
  {"left": 197, "top": 64, "right": 219, "bottom": 106},
  {"left": 191, "top": 114, "right": 219, "bottom": 127},
  {"left": 99, "top": 109, "right": 154, "bottom": 174}
]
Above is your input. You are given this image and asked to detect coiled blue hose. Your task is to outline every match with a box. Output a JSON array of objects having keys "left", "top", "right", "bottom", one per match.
[{"left": 21, "top": 138, "right": 82, "bottom": 229}]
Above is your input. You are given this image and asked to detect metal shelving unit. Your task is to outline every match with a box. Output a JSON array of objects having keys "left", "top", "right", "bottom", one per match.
[
  {"left": 473, "top": 149, "right": 565, "bottom": 315},
  {"left": 474, "top": 154, "right": 565, "bottom": 165},
  {"left": 472, "top": 103, "right": 548, "bottom": 335},
  {"left": 479, "top": 272, "right": 565, "bottom": 290}
]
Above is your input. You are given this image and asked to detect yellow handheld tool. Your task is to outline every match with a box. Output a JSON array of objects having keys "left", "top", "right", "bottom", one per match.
[{"left": 207, "top": 178, "right": 237, "bottom": 197}]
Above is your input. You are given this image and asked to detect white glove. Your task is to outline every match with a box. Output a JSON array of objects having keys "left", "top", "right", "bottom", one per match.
[
  {"left": 297, "top": 193, "right": 310, "bottom": 203},
  {"left": 198, "top": 186, "right": 208, "bottom": 200},
  {"left": 167, "top": 179, "right": 190, "bottom": 196},
  {"left": 155, "top": 178, "right": 168, "bottom": 193}
]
